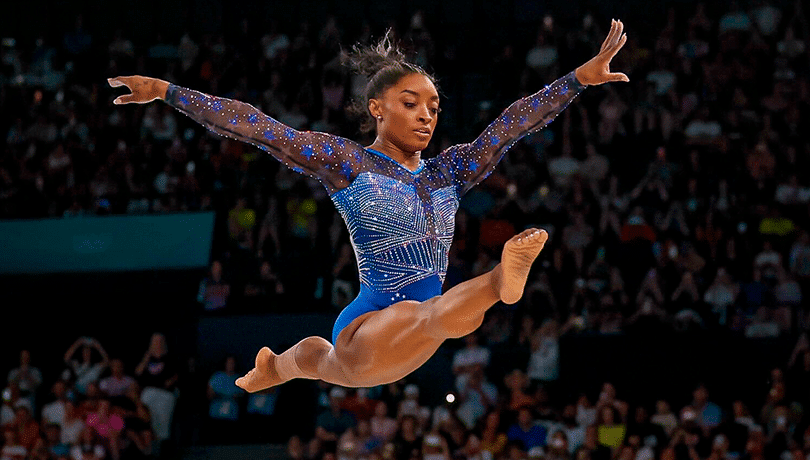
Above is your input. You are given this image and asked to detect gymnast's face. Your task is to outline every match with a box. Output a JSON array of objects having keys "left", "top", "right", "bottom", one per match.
[{"left": 369, "top": 72, "right": 439, "bottom": 154}]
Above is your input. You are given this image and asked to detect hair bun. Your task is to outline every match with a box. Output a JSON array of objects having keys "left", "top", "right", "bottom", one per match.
[
  {"left": 342, "top": 29, "right": 405, "bottom": 79},
  {"left": 342, "top": 29, "right": 436, "bottom": 134}
]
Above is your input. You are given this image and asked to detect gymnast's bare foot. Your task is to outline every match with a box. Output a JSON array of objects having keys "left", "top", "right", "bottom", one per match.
[
  {"left": 499, "top": 228, "right": 548, "bottom": 304},
  {"left": 236, "top": 347, "right": 282, "bottom": 392}
]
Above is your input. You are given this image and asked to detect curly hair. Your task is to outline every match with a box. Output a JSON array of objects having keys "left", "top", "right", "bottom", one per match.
[{"left": 342, "top": 29, "right": 438, "bottom": 134}]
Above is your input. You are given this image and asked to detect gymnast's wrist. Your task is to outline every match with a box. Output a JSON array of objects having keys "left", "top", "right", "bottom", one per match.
[
  {"left": 156, "top": 80, "right": 170, "bottom": 100},
  {"left": 573, "top": 67, "right": 589, "bottom": 88}
]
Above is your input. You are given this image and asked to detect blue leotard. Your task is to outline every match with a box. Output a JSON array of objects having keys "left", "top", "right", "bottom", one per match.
[{"left": 164, "top": 72, "right": 585, "bottom": 343}]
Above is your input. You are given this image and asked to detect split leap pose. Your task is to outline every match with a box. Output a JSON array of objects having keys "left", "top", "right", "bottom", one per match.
[{"left": 109, "top": 20, "right": 629, "bottom": 390}]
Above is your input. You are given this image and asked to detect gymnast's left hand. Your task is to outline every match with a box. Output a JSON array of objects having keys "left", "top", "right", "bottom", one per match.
[
  {"left": 107, "top": 75, "right": 170, "bottom": 105},
  {"left": 574, "top": 19, "right": 630, "bottom": 86}
]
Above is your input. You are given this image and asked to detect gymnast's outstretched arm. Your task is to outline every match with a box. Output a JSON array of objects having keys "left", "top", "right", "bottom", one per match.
[
  {"left": 107, "top": 76, "right": 363, "bottom": 193},
  {"left": 439, "top": 19, "right": 630, "bottom": 195}
]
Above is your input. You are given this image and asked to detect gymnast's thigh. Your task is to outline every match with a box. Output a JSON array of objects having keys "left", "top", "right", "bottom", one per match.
[
  {"left": 333, "top": 298, "right": 445, "bottom": 383},
  {"left": 332, "top": 295, "right": 381, "bottom": 344}
]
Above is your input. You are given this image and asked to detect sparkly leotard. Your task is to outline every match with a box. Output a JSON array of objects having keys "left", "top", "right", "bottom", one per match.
[{"left": 165, "top": 72, "right": 585, "bottom": 343}]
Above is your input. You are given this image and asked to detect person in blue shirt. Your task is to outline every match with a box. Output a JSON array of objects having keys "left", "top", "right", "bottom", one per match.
[
  {"left": 507, "top": 407, "right": 548, "bottom": 451},
  {"left": 109, "top": 20, "right": 629, "bottom": 391}
]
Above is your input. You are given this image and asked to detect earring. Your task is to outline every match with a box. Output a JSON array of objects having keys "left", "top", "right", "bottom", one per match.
[{"left": 377, "top": 116, "right": 382, "bottom": 120}]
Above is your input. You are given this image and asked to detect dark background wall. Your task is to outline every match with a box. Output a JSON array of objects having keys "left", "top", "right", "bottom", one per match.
[{"left": 3, "top": 0, "right": 796, "bottom": 53}]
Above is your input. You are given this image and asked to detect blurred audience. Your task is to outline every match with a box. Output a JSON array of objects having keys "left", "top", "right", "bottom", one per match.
[{"left": 2, "top": 1, "right": 810, "bottom": 458}]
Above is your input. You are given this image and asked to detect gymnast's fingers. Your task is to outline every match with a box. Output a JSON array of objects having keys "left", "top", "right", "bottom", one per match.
[
  {"left": 606, "top": 33, "right": 628, "bottom": 60},
  {"left": 600, "top": 19, "right": 617, "bottom": 53},
  {"left": 113, "top": 94, "right": 135, "bottom": 105},
  {"left": 605, "top": 21, "right": 623, "bottom": 52},
  {"left": 605, "top": 72, "right": 630, "bottom": 83},
  {"left": 614, "top": 20, "right": 624, "bottom": 45},
  {"left": 107, "top": 76, "right": 133, "bottom": 88}
]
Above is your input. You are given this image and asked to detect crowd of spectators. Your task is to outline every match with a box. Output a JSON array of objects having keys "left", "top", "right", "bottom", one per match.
[
  {"left": 2, "top": 1, "right": 809, "bottom": 335},
  {"left": 2, "top": 335, "right": 177, "bottom": 460},
  {"left": 5, "top": 329, "right": 810, "bottom": 460},
  {"left": 2, "top": 0, "right": 810, "bottom": 459}
]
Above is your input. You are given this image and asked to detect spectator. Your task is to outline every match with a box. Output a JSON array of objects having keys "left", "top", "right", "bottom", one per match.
[
  {"left": 460, "top": 431, "right": 492, "bottom": 460},
  {"left": 504, "top": 370, "right": 535, "bottom": 413},
  {"left": 1, "top": 429, "right": 27, "bottom": 460},
  {"left": 562, "top": 212, "right": 594, "bottom": 273},
  {"left": 670, "top": 272, "right": 702, "bottom": 324},
  {"left": 285, "top": 435, "right": 307, "bottom": 460},
  {"left": 507, "top": 407, "right": 547, "bottom": 452},
  {"left": 63, "top": 337, "right": 109, "bottom": 396},
  {"left": 397, "top": 384, "right": 430, "bottom": 427},
  {"left": 478, "top": 410, "right": 508, "bottom": 458},
  {"left": 579, "top": 425, "right": 612, "bottom": 460},
  {"left": 244, "top": 387, "right": 278, "bottom": 443},
  {"left": 41, "top": 423, "right": 70, "bottom": 459},
  {"left": 313, "top": 387, "right": 355, "bottom": 451},
  {"left": 392, "top": 414, "right": 422, "bottom": 460},
  {"left": 774, "top": 267, "right": 801, "bottom": 309},
  {"left": 745, "top": 307, "right": 781, "bottom": 338},
  {"left": 337, "top": 418, "right": 376, "bottom": 459},
  {"left": 61, "top": 401, "right": 85, "bottom": 446},
  {"left": 98, "top": 359, "right": 136, "bottom": 399},
  {"left": 206, "top": 356, "right": 242, "bottom": 443},
  {"left": 777, "top": 26, "right": 805, "bottom": 62},
  {"left": 341, "top": 388, "right": 377, "bottom": 423},
  {"left": 120, "top": 388, "right": 154, "bottom": 460},
  {"left": 452, "top": 333, "right": 491, "bottom": 391},
  {"left": 580, "top": 143, "right": 610, "bottom": 191},
  {"left": 754, "top": 241, "right": 783, "bottom": 281},
  {"left": 718, "top": 0, "right": 752, "bottom": 34},
  {"left": 684, "top": 107, "right": 722, "bottom": 146},
  {"left": 134, "top": 333, "right": 178, "bottom": 443},
  {"left": 70, "top": 428, "right": 106, "bottom": 460},
  {"left": 243, "top": 259, "right": 285, "bottom": 305},
  {"left": 40, "top": 381, "right": 69, "bottom": 428},
  {"left": 704, "top": 267, "right": 740, "bottom": 327},
  {"left": 650, "top": 400, "right": 678, "bottom": 437},
  {"left": 456, "top": 365, "right": 497, "bottom": 430},
  {"left": 527, "top": 320, "right": 561, "bottom": 388},
  {"left": 626, "top": 405, "right": 667, "bottom": 454},
  {"left": 85, "top": 399, "right": 123, "bottom": 460},
  {"left": 547, "top": 148, "right": 581, "bottom": 190},
  {"left": 595, "top": 405, "right": 626, "bottom": 449},
  {"left": 547, "top": 430, "right": 571, "bottom": 460},
  {"left": 690, "top": 384, "right": 722, "bottom": 435},
  {"left": 11, "top": 403, "right": 39, "bottom": 452},
  {"left": 370, "top": 400, "right": 397, "bottom": 444},
  {"left": 197, "top": 260, "right": 231, "bottom": 311},
  {"left": 6, "top": 350, "right": 42, "bottom": 413}
]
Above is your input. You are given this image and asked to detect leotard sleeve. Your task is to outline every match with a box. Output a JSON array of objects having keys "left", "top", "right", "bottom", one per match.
[
  {"left": 436, "top": 71, "right": 585, "bottom": 195},
  {"left": 164, "top": 85, "right": 364, "bottom": 193}
]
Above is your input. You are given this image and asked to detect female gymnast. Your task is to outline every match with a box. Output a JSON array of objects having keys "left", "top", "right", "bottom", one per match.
[{"left": 109, "top": 20, "right": 629, "bottom": 390}]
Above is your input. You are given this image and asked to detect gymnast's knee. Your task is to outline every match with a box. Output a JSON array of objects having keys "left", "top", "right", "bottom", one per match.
[{"left": 333, "top": 341, "right": 376, "bottom": 384}]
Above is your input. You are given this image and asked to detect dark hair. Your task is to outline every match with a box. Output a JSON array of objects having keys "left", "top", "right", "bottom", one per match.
[{"left": 343, "top": 29, "right": 437, "bottom": 133}]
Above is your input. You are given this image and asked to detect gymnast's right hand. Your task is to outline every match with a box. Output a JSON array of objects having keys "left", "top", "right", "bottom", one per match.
[{"left": 107, "top": 76, "right": 170, "bottom": 105}]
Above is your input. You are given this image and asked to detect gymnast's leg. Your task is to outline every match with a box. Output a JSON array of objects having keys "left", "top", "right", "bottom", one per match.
[{"left": 236, "top": 228, "right": 548, "bottom": 390}]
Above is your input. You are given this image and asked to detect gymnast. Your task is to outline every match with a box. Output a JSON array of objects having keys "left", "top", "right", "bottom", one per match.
[{"left": 109, "top": 20, "right": 629, "bottom": 390}]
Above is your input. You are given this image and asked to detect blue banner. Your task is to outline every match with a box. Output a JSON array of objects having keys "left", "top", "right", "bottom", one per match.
[{"left": 0, "top": 212, "right": 215, "bottom": 273}]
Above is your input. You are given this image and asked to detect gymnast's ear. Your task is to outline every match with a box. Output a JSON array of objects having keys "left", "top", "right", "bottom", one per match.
[{"left": 368, "top": 98, "right": 382, "bottom": 119}]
